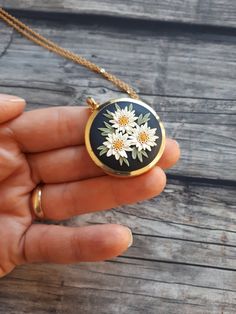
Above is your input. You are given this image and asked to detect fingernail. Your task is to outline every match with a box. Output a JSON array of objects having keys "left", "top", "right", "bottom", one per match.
[
  {"left": 0, "top": 268, "right": 5, "bottom": 279},
  {"left": 174, "top": 139, "right": 180, "bottom": 148},
  {"left": 127, "top": 228, "right": 133, "bottom": 248},
  {"left": 0, "top": 94, "right": 25, "bottom": 104}
]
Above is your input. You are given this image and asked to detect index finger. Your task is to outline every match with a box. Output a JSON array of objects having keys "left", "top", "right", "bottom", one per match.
[
  {"left": 9, "top": 106, "right": 90, "bottom": 153},
  {"left": 0, "top": 94, "right": 26, "bottom": 124}
]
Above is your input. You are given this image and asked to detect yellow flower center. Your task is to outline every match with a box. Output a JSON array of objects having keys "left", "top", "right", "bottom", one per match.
[
  {"left": 138, "top": 131, "right": 149, "bottom": 143},
  {"left": 118, "top": 115, "right": 129, "bottom": 126},
  {"left": 113, "top": 139, "right": 124, "bottom": 151}
]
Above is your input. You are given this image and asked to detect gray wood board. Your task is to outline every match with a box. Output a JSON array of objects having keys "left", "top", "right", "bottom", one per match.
[
  {"left": 0, "top": 6, "right": 236, "bottom": 314},
  {"left": 0, "top": 20, "right": 235, "bottom": 181},
  {"left": 78, "top": 180, "right": 236, "bottom": 249},
  {"left": 0, "top": 179, "right": 235, "bottom": 313},
  {"left": 0, "top": 261, "right": 235, "bottom": 314},
  {"left": 1, "top": 0, "right": 236, "bottom": 28}
]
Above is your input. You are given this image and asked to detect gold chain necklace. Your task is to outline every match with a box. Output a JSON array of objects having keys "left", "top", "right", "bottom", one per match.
[
  {"left": 0, "top": 8, "right": 139, "bottom": 99},
  {"left": 0, "top": 7, "right": 165, "bottom": 177}
]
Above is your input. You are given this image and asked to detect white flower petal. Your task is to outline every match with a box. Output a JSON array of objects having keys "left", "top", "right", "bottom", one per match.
[
  {"left": 128, "top": 122, "right": 159, "bottom": 152},
  {"left": 101, "top": 129, "right": 133, "bottom": 162},
  {"left": 107, "top": 149, "right": 113, "bottom": 157},
  {"left": 108, "top": 106, "right": 139, "bottom": 134},
  {"left": 120, "top": 150, "right": 127, "bottom": 158},
  {"left": 115, "top": 153, "right": 120, "bottom": 160}
]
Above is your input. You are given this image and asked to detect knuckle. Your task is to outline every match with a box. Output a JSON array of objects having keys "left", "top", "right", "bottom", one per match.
[
  {"left": 25, "top": 155, "right": 39, "bottom": 184},
  {"left": 38, "top": 226, "right": 51, "bottom": 262},
  {"left": 56, "top": 108, "right": 73, "bottom": 146},
  {"left": 70, "top": 232, "right": 82, "bottom": 262},
  {"left": 110, "top": 179, "right": 122, "bottom": 207},
  {"left": 61, "top": 183, "right": 77, "bottom": 218}
]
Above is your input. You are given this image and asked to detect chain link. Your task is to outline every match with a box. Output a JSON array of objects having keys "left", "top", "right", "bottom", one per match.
[{"left": 0, "top": 7, "right": 139, "bottom": 99}]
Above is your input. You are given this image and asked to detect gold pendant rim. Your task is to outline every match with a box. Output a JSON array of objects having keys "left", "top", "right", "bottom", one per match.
[{"left": 85, "top": 97, "right": 166, "bottom": 177}]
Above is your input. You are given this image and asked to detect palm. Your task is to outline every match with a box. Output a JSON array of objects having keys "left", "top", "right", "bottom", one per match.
[
  {"left": 0, "top": 131, "right": 34, "bottom": 276},
  {"left": 0, "top": 95, "right": 180, "bottom": 278}
]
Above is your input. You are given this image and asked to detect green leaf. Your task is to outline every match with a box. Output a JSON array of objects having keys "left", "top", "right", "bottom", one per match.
[
  {"left": 123, "top": 158, "right": 130, "bottom": 166},
  {"left": 103, "top": 113, "right": 113, "bottom": 119},
  {"left": 99, "top": 149, "right": 108, "bottom": 156},
  {"left": 104, "top": 121, "right": 113, "bottom": 129},
  {"left": 129, "top": 103, "right": 133, "bottom": 111},
  {"left": 141, "top": 113, "right": 150, "bottom": 124},
  {"left": 141, "top": 150, "right": 148, "bottom": 158},
  {"left": 137, "top": 151, "right": 143, "bottom": 162},
  {"left": 132, "top": 148, "right": 137, "bottom": 159},
  {"left": 137, "top": 112, "right": 150, "bottom": 125},
  {"left": 137, "top": 114, "right": 143, "bottom": 125},
  {"left": 115, "top": 103, "right": 121, "bottom": 111},
  {"left": 137, "top": 112, "right": 151, "bottom": 125},
  {"left": 98, "top": 127, "right": 111, "bottom": 134},
  {"left": 106, "top": 109, "right": 114, "bottom": 115},
  {"left": 97, "top": 145, "right": 106, "bottom": 150},
  {"left": 144, "top": 112, "right": 150, "bottom": 120},
  {"left": 119, "top": 158, "right": 123, "bottom": 166}
]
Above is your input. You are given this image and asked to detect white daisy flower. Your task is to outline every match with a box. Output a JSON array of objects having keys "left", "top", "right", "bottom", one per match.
[
  {"left": 110, "top": 106, "right": 138, "bottom": 133},
  {"left": 130, "top": 123, "right": 159, "bottom": 151},
  {"left": 103, "top": 131, "right": 132, "bottom": 160}
]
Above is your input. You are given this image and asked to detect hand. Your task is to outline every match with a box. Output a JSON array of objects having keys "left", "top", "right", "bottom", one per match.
[{"left": 0, "top": 94, "right": 180, "bottom": 278}]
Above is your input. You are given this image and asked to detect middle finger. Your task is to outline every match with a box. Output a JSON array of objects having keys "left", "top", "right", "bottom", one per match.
[{"left": 27, "top": 138, "right": 180, "bottom": 184}]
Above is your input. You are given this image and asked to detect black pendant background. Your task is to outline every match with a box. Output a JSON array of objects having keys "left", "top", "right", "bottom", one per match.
[{"left": 89, "top": 100, "right": 163, "bottom": 173}]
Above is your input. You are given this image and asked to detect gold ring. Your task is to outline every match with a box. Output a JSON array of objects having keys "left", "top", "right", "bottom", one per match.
[{"left": 31, "top": 185, "right": 44, "bottom": 219}]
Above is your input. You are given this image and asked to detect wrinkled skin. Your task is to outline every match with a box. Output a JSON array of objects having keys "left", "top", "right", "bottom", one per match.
[{"left": 0, "top": 94, "right": 180, "bottom": 278}]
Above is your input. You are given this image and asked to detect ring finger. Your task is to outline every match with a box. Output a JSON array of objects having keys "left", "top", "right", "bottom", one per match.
[{"left": 35, "top": 166, "right": 166, "bottom": 220}]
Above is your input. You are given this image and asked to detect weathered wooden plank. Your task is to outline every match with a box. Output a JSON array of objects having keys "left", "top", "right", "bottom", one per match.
[
  {"left": 1, "top": 180, "right": 233, "bottom": 278},
  {"left": 58, "top": 181, "right": 236, "bottom": 270},
  {"left": 0, "top": 182, "right": 234, "bottom": 310},
  {"left": 76, "top": 180, "right": 236, "bottom": 247},
  {"left": 0, "top": 21, "right": 236, "bottom": 100},
  {"left": 0, "top": 22, "right": 235, "bottom": 180},
  {"left": 127, "top": 235, "right": 236, "bottom": 269},
  {"left": 2, "top": 0, "right": 236, "bottom": 29},
  {"left": 0, "top": 10, "right": 235, "bottom": 314},
  {"left": 0, "top": 262, "right": 236, "bottom": 314}
]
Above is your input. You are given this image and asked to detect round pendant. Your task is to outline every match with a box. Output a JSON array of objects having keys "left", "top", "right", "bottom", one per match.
[{"left": 85, "top": 97, "right": 165, "bottom": 177}]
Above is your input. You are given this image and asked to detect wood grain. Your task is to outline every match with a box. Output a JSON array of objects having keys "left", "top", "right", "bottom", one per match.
[
  {"left": 2, "top": 0, "right": 236, "bottom": 28},
  {"left": 78, "top": 180, "right": 236, "bottom": 247},
  {"left": 0, "top": 261, "right": 236, "bottom": 314},
  {"left": 0, "top": 20, "right": 235, "bottom": 180},
  {"left": 1, "top": 21, "right": 235, "bottom": 99},
  {"left": 0, "top": 2, "right": 235, "bottom": 314}
]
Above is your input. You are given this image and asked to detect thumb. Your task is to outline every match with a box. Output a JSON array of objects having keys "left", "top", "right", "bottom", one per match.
[{"left": 0, "top": 94, "right": 26, "bottom": 124}]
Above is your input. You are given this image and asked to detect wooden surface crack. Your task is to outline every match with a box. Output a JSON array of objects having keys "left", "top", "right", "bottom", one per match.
[
  {"left": 0, "top": 29, "right": 13, "bottom": 59},
  {"left": 0, "top": 2, "right": 235, "bottom": 313}
]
